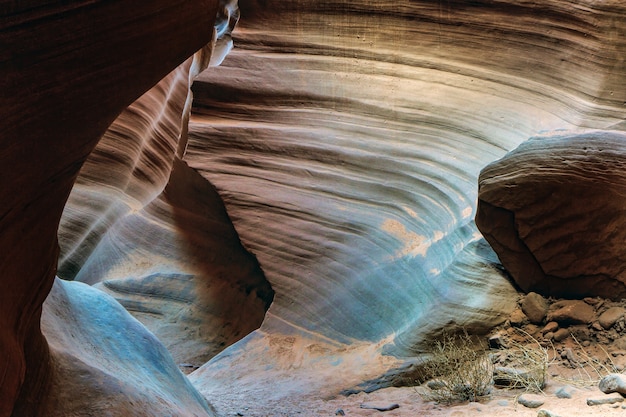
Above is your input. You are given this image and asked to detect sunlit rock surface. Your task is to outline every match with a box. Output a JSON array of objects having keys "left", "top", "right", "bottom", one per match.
[
  {"left": 477, "top": 130, "right": 626, "bottom": 300},
  {"left": 58, "top": 46, "right": 273, "bottom": 366},
  {"left": 185, "top": 0, "right": 626, "bottom": 413}
]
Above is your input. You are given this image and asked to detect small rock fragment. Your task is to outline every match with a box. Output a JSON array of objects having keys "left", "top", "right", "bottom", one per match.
[
  {"left": 555, "top": 385, "right": 576, "bottom": 399},
  {"left": 510, "top": 308, "right": 527, "bottom": 327},
  {"left": 518, "top": 394, "right": 545, "bottom": 409},
  {"left": 493, "top": 367, "right": 532, "bottom": 387},
  {"left": 591, "top": 321, "right": 604, "bottom": 331},
  {"left": 547, "top": 300, "right": 595, "bottom": 325},
  {"left": 537, "top": 409, "right": 561, "bottom": 417},
  {"left": 587, "top": 395, "right": 624, "bottom": 406},
  {"left": 542, "top": 322, "right": 558, "bottom": 334},
  {"left": 561, "top": 348, "right": 578, "bottom": 364},
  {"left": 335, "top": 409, "right": 345, "bottom": 416},
  {"left": 599, "top": 373, "right": 626, "bottom": 395},
  {"left": 522, "top": 292, "right": 549, "bottom": 324},
  {"left": 488, "top": 333, "right": 507, "bottom": 349},
  {"left": 553, "top": 328, "right": 570, "bottom": 342},
  {"left": 599, "top": 307, "right": 626, "bottom": 330},
  {"left": 360, "top": 402, "right": 400, "bottom": 412}
]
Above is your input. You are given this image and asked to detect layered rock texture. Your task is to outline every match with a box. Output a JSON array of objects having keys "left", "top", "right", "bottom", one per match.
[
  {"left": 477, "top": 131, "right": 626, "bottom": 300},
  {"left": 184, "top": 1, "right": 626, "bottom": 413},
  {"left": 2, "top": 0, "right": 626, "bottom": 416},
  {"left": 1, "top": 1, "right": 225, "bottom": 416}
]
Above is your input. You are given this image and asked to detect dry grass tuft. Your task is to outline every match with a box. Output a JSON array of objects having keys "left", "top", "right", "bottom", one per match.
[
  {"left": 552, "top": 334, "right": 622, "bottom": 387},
  {"left": 492, "top": 328, "right": 549, "bottom": 393},
  {"left": 416, "top": 331, "right": 493, "bottom": 404}
]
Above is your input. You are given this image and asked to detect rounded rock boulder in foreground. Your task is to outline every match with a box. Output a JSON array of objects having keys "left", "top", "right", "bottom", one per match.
[{"left": 476, "top": 131, "right": 626, "bottom": 300}]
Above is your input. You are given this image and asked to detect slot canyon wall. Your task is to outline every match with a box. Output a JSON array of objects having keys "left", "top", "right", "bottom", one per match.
[
  {"left": 2, "top": 0, "right": 626, "bottom": 416},
  {"left": 185, "top": 0, "right": 626, "bottom": 413}
]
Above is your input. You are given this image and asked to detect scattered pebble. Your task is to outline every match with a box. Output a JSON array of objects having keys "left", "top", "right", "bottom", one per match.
[
  {"left": 518, "top": 394, "right": 545, "bottom": 409},
  {"left": 553, "top": 328, "right": 570, "bottom": 342},
  {"left": 493, "top": 367, "right": 531, "bottom": 387},
  {"left": 586, "top": 394, "right": 624, "bottom": 406},
  {"left": 542, "top": 322, "right": 558, "bottom": 334},
  {"left": 598, "top": 307, "right": 626, "bottom": 330},
  {"left": 488, "top": 333, "right": 507, "bottom": 349},
  {"left": 599, "top": 373, "right": 626, "bottom": 396},
  {"left": 537, "top": 409, "right": 561, "bottom": 417},
  {"left": 360, "top": 402, "right": 400, "bottom": 411},
  {"left": 547, "top": 300, "right": 595, "bottom": 325},
  {"left": 510, "top": 309, "right": 527, "bottom": 327},
  {"left": 555, "top": 385, "right": 576, "bottom": 399},
  {"left": 522, "top": 292, "right": 549, "bottom": 324}
]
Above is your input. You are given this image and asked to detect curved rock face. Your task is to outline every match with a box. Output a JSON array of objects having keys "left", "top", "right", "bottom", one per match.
[
  {"left": 476, "top": 131, "right": 626, "bottom": 300},
  {"left": 4, "top": 0, "right": 626, "bottom": 416},
  {"left": 185, "top": 0, "right": 626, "bottom": 412},
  {"left": 1, "top": 1, "right": 219, "bottom": 415},
  {"left": 57, "top": 47, "right": 273, "bottom": 366},
  {"left": 40, "top": 278, "right": 215, "bottom": 417}
]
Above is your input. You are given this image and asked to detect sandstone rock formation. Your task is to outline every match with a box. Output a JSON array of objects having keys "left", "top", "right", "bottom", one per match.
[
  {"left": 3, "top": 0, "right": 626, "bottom": 416},
  {"left": 57, "top": 49, "right": 273, "bottom": 366},
  {"left": 184, "top": 0, "right": 626, "bottom": 414},
  {"left": 1, "top": 1, "right": 222, "bottom": 415},
  {"left": 477, "top": 131, "right": 626, "bottom": 300},
  {"left": 39, "top": 278, "right": 215, "bottom": 417}
]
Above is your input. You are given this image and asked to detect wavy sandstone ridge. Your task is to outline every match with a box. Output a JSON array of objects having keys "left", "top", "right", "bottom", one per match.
[
  {"left": 185, "top": 0, "right": 626, "bottom": 413},
  {"left": 3, "top": 0, "right": 626, "bottom": 416},
  {"left": 57, "top": 46, "right": 273, "bottom": 367}
]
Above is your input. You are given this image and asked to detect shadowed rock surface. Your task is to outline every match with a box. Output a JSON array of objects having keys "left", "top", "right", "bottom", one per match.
[
  {"left": 57, "top": 55, "right": 273, "bottom": 366},
  {"left": 477, "top": 131, "right": 626, "bottom": 300},
  {"left": 1, "top": 1, "right": 220, "bottom": 415}
]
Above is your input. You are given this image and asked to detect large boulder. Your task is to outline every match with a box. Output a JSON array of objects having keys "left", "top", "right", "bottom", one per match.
[{"left": 476, "top": 131, "right": 626, "bottom": 299}]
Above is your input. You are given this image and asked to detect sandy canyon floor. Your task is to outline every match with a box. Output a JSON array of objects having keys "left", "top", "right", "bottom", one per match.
[{"left": 213, "top": 295, "right": 626, "bottom": 417}]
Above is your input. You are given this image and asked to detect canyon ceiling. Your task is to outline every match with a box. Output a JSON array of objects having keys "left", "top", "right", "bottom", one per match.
[{"left": 1, "top": 0, "right": 625, "bottom": 416}]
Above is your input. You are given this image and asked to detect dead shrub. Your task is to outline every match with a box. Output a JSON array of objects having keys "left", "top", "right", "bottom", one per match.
[{"left": 416, "top": 331, "right": 493, "bottom": 404}]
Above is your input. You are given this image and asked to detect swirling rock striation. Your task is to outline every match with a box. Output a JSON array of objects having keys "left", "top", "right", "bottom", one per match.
[
  {"left": 186, "top": 0, "right": 626, "bottom": 413},
  {"left": 56, "top": 0, "right": 273, "bottom": 368},
  {"left": 476, "top": 130, "right": 626, "bottom": 300}
]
